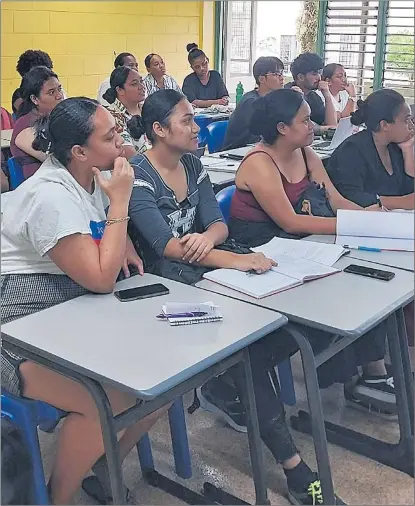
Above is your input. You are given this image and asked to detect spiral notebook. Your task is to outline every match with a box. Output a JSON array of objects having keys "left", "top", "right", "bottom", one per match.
[{"left": 158, "top": 302, "right": 223, "bottom": 326}]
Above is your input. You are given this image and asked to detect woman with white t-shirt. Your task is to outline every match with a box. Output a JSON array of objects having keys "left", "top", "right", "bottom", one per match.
[
  {"left": 316, "top": 63, "right": 357, "bottom": 121},
  {"left": 1, "top": 97, "right": 169, "bottom": 505}
]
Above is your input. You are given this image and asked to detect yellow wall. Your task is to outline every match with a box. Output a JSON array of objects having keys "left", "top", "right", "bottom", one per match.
[{"left": 1, "top": 1, "right": 214, "bottom": 110}]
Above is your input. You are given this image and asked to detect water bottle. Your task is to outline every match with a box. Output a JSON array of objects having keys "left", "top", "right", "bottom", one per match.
[{"left": 236, "top": 82, "right": 244, "bottom": 104}]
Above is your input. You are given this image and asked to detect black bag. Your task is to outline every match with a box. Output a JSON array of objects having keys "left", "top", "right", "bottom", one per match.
[
  {"left": 149, "top": 238, "right": 252, "bottom": 286},
  {"left": 293, "top": 181, "right": 335, "bottom": 218},
  {"left": 1, "top": 419, "right": 33, "bottom": 504}
]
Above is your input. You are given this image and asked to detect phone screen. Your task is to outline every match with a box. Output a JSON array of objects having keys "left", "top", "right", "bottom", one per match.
[
  {"left": 343, "top": 264, "right": 395, "bottom": 281},
  {"left": 114, "top": 283, "right": 169, "bottom": 302}
]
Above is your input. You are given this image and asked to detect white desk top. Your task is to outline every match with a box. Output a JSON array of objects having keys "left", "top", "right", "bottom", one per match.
[
  {"left": 197, "top": 258, "right": 414, "bottom": 337},
  {"left": 1, "top": 129, "right": 12, "bottom": 149},
  {"left": 208, "top": 171, "right": 236, "bottom": 185},
  {"left": 2, "top": 273, "right": 287, "bottom": 399},
  {"left": 210, "top": 145, "right": 330, "bottom": 161},
  {"left": 304, "top": 234, "right": 414, "bottom": 272}
]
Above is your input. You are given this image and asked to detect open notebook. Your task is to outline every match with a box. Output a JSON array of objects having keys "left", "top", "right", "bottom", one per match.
[
  {"left": 203, "top": 238, "right": 347, "bottom": 299},
  {"left": 336, "top": 210, "right": 414, "bottom": 252}
]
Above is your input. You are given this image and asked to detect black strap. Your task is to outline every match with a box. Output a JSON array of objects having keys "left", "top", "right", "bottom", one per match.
[{"left": 241, "top": 148, "right": 311, "bottom": 179}]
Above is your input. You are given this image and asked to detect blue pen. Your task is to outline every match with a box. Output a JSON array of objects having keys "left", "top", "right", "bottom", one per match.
[{"left": 343, "top": 245, "right": 381, "bottom": 253}]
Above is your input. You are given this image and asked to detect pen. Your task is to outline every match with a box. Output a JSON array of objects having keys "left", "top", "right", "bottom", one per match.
[
  {"left": 157, "top": 311, "right": 208, "bottom": 319},
  {"left": 343, "top": 245, "right": 381, "bottom": 252}
]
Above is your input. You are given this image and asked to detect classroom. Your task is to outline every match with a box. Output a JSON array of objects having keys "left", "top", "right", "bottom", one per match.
[{"left": 1, "top": 1, "right": 414, "bottom": 505}]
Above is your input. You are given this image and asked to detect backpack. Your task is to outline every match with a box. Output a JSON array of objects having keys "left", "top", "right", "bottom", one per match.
[{"left": 1, "top": 418, "right": 33, "bottom": 504}]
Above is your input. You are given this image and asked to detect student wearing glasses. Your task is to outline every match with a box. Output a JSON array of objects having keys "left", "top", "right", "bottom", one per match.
[
  {"left": 182, "top": 43, "right": 229, "bottom": 108},
  {"left": 222, "top": 56, "right": 286, "bottom": 151},
  {"left": 11, "top": 66, "right": 64, "bottom": 180},
  {"left": 328, "top": 89, "right": 414, "bottom": 210},
  {"left": 143, "top": 53, "right": 181, "bottom": 96}
]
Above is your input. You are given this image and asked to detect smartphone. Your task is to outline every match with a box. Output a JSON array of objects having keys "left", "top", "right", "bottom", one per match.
[
  {"left": 114, "top": 283, "right": 169, "bottom": 302},
  {"left": 343, "top": 264, "right": 395, "bottom": 281},
  {"left": 219, "top": 153, "right": 244, "bottom": 161}
]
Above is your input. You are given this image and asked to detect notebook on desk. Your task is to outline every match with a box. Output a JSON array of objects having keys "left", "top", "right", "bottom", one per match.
[
  {"left": 335, "top": 209, "right": 415, "bottom": 251},
  {"left": 203, "top": 238, "right": 346, "bottom": 298}
]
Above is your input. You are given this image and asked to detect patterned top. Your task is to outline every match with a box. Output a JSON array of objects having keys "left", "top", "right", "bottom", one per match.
[
  {"left": 143, "top": 73, "right": 182, "bottom": 97},
  {"left": 105, "top": 98, "right": 147, "bottom": 154}
]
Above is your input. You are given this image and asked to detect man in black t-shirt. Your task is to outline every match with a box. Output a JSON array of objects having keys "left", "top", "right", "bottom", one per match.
[
  {"left": 223, "top": 56, "right": 285, "bottom": 151},
  {"left": 285, "top": 52, "right": 336, "bottom": 126}
]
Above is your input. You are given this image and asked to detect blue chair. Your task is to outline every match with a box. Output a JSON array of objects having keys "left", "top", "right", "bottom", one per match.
[
  {"left": 216, "top": 189, "right": 296, "bottom": 406},
  {"left": 7, "top": 157, "right": 25, "bottom": 190},
  {"left": 1, "top": 390, "right": 192, "bottom": 504},
  {"left": 206, "top": 120, "right": 228, "bottom": 153},
  {"left": 216, "top": 185, "right": 236, "bottom": 222}
]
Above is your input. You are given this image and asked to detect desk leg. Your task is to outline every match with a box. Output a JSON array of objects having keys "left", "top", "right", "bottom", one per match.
[
  {"left": 290, "top": 313, "right": 414, "bottom": 477},
  {"left": 241, "top": 347, "right": 270, "bottom": 505},
  {"left": 396, "top": 308, "right": 414, "bottom": 432},
  {"left": 85, "top": 378, "right": 126, "bottom": 505},
  {"left": 286, "top": 325, "right": 336, "bottom": 505}
]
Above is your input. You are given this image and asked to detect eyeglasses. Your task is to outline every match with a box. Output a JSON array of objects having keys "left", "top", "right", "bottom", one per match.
[{"left": 265, "top": 70, "right": 284, "bottom": 77}]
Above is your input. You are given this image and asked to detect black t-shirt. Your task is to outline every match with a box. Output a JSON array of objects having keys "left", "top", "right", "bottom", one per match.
[
  {"left": 327, "top": 129, "right": 414, "bottom": 207},
  {"left": 285, "top": 82, "right": 326, "bottom": 125},
  {"left": 222, "top": 89, "right": 260, "bottom": 150},
  {"left": 182, "top": 70, "right": 229, "bottom": 103}
]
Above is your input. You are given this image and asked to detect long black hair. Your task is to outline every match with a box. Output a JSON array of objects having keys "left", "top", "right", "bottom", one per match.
[
  {"left": 17, "top": 66, "right": 58, "bottom": 119},
  {"left": 128, "top": 89, "right": 185, "bottom": 144},
  {"left": 250, "top": 88, "right": 304, "bottom": 144},
  {"left": 32, "top": 97, "right": 99, "bottom": 166},
  {"left": 351, "top": 89, "right": 406, "bottom": 132}
]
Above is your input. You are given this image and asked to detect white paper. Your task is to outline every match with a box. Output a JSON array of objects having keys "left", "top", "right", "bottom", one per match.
[
  {"left": 253, "top": 237, "right": 347, "bottom": 266},
  {"left": 270, "top": 254, "right": 340, "bottom": 281},
  {"left": 336, "top": 210, "right": 414, "bottom": 241},
  {"left": 203, "top": 269, "right": 301, "bottom": 299},
  {"left": 336, "top": 235, "right": 414, "bottom": 252},
  {"left": 200, "top": 156, "right": 239, "bottom": 172}
]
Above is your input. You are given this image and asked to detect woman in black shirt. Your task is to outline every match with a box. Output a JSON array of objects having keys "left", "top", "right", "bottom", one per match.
[
  {"left": 328, "top": 89, "right": 414, "bottom": 210},
  {"left": 182, "top": 43, "right": 229, "bottom": 108}
]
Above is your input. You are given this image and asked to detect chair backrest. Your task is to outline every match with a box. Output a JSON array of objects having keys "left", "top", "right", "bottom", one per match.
[
  {"left": 216, "top": 185, "right": 236, "bottom": 223},
  {"left": 206, "top": 120, "right": 229, "bottom": 153},
  {"left": 7, "top": 157, "right": 24, "bottom": 190}
]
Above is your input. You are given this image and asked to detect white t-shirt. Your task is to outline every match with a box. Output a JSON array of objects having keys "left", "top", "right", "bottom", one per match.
[
  {"left": 1, "top": 156, "right": 110, "bottom": 276},
  {"left": 97, "top": 77, "right": 111, "bottom": 107},
  {"left": 316, "top": 89, "right": 350, "bottom": 114}
]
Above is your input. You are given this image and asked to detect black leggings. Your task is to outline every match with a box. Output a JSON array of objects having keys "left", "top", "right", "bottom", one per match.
[{"left": 227, "top": 322, "right": 387, "bottom": 463}]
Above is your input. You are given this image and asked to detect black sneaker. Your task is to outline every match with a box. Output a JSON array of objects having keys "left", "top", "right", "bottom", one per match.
[
  {"left": 197, "top": 377, "right": 247, "bottom": 433},
  {"left": 288, "top": 477, "right": 345, "bottom": 505},
  {"left": 344, "top": 374, "right": 397, "bottom": 418}
]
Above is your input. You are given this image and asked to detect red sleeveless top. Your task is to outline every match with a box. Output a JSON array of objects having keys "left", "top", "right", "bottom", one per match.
[{"left": 230, "top": 148, "right": 311, "bottom": 222}]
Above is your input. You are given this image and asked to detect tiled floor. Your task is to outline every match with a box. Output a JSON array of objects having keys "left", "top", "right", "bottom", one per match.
[{"left": 39, "top": 353, "right": 414, "bottom": 505}]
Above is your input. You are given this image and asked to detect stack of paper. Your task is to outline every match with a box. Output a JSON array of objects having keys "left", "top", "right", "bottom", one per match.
[{"left": 336, "top": 210, "right": 414, "bottom": 251}]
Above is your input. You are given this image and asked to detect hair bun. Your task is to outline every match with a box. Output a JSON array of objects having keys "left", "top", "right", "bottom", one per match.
[
  {"left": 186, "top": 42, "right": 198, "bottom": 53},
  {"left": 350, "top": 98, "right": 367, "bottom": 126},
  {"left": 102, "top": 87, "right": 117, "bottom": 104},
  {"left": 32, "top": 116, "right": 52, "bottom": 153},
  {"left": 127, "top": 115, "right": 145, "bottom": 140}
]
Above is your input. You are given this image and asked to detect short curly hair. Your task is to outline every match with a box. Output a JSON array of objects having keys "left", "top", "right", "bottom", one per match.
[{"left": 16, "top": 50, "right": 53, "bottom": 77}]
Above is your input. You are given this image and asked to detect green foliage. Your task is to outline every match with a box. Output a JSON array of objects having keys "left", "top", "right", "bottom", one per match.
[
  {"left": 296, "top": 0, "right": 319, "bottom": 53},
  {"left": 386, "top": 31, "right": 414, "bottom": 72}
]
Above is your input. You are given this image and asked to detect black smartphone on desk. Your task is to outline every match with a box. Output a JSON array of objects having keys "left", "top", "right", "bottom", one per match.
[
  {"left": 343, "top": 264, "right": 395, "bottom": 281},
  {"left": 219, "top": 153, "right": 244, "bottom": 161},
  {"left": 114, "top": 283, "right": 169, "bottom": 302}
]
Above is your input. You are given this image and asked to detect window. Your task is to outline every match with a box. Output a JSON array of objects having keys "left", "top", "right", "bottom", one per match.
[
  {"left": 280, "top": 35, "right": 297, "bottom": 68},
  {"left": 227, "top": 1, "right": 255, "bottom": 77}
]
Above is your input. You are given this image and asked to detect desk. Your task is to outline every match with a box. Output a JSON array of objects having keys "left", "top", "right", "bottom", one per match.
[
  {"left": 1, "top": 129, "right": 12, "bottom": 149},
  {"left": 197, "top": 258, "right": 414, "bottom": 502},
  {"left": 2, "top": 273, "right": 287, "bottom": 505},
  {"left": 304, "top": 234, "right": 414, "bottom": 272},
  {"left": 211, "top": 144, "right": 331, "bottom": 162}
]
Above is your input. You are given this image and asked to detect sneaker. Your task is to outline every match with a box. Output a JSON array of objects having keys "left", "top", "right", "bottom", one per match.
[
  {"left": 344, "top": 374, "right": 397, "bottom": 418},
  {"left": 197, "top": 377, "right": 247, "bottom": 433},
  {"left": 288, "top": 477, "right": 345, "bottom": 505}
]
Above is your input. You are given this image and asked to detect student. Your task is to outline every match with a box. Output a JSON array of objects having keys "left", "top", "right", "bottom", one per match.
[
  {"left": 223, "top": 56, "right": 285, "bottom": 151},
  {"left": 97, "top": 52, "right": 139, "bottom": 107},
  {"left": 317, "top": 63, "right": 357, "bottom": 120},
  {"left": 102, "top": 66, "right": 148, "bottom": 159},
  {"left": 182, "top": 43, "right": 229, "bottom": 108},
  {"left": 12, "top": 49, "right": 66, "bottom": 112},
  {"left": 223, "top": 88, "right": 395, "bottom": 415},
  {"left": 11, "top": 66, "right": 64, "bottom": 180},
  {"left": 285, "top": 52, "right": 337, "bottom": 127},
  {"left": 126, "top": 88, "right": 345, "bottom": 505},
  {"left": 1, "top": 97, "right": 168, "bottom": 505},
  {"left": 328, "top": 89, "right": 414, "bottom": 209},
  {"left": 143, "top": 53, "right": 181, "bottom": 96}
]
